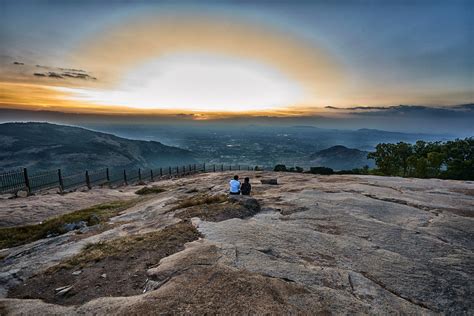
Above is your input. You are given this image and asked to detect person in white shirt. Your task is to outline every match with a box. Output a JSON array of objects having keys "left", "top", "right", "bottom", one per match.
[{"left": 229, "top": 175, "right": 241, "bottom": 195}]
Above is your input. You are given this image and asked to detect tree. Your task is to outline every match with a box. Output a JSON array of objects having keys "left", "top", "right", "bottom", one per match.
[
  {"left": 395, "top": 142, "right": 413, "bottom": 176},
  {"left": 367, "top": 143, "right": 399, "bottom": 175},
  {"left": 427, "top": 152, "right": 445, "bottom": 177},
  {"left": 369, "top": 137, "right": 472, "bottom": 180}
]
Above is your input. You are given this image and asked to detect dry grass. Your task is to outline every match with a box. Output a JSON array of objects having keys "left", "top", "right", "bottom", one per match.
[
  {"left": 49, "top": 221, "right": 201, "bottom": 271},
  {"left": 135, "top": 186, "right": 166, "bottom": 195},
  {"left": 0, "top": 199, "right": 138, "bottom": 249},
  {"left": 170, "top": 193, "right": 228, "bottom": 211}
]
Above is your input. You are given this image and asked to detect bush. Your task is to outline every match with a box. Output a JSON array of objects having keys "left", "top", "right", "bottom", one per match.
[
  {"left": 273, "top": 164, "right": 287, "bottom": 172},
  {"left": 288, "top": 166, "right": 304, "bottom": 173},
  {"left": 309, "top": 167, "right": 334, "bottom": 175},
  {"left": 335, "top": 165, "right": 370, "bottom": 175}
]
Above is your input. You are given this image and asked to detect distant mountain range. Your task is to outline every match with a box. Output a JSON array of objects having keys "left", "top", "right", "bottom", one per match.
[
  {"left": 309, "top": 145, "right": 375, "bottom": 170},
  {"left": 0, "top": 122, "right": 196, "bottom": 173}
]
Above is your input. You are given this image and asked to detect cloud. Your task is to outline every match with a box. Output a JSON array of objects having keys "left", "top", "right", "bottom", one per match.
[
  {"left": 4, "top": 60, "right": 97, "bottom": 81},
  {"left": 326, "top": 105, "right": 393, "bottom": 110},
  {"left": 47, "top": 72, "right": 64, "bottom": 79},
  {"left": 325, "top": 104, "right": 474, "bottom": 116},
  {"left": 61, "top": 71, "right": 97, "bottom": 80},
  {"left": 58, "top": 67, "right": 87, "bottom": 73},
  {"left": 32, "top": 67, "right": 97, "bottom": 81}
]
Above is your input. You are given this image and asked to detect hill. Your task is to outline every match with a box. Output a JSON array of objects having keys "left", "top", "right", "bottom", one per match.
[
  {"left": 0, "top": 122, "right": 196, "bottom": 173},
  {"left": 309, "top": 145, "right": 375, "bottom": 170},
  {"left": 0, "top": 171, "right": 473, "bottom": 314}
]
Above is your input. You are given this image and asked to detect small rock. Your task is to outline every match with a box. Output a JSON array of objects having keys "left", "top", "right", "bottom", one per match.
[
  {"left": 191, "top": 217, "right": 201, "bottom": 228},
  {"left": 101, "top": 273, "right": 107, "bottom": 279},
  {"left": 55, "top": 285, "right": 73, "bottom": 296},
  {"left": 261, "top": 179, "right": 278, "bottom": 185},
  {"left": 72, "top": 270, "right": 82, "bottom": 276},
  {"left": 63, "top": 220, "right": 87, "bottom": 232},
  {"left": 16, "top": 190, "right": 28, "bottom": 198}
]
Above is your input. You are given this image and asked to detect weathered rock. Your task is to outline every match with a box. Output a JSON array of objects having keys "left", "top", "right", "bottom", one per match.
[{"left": 0, "top": 172, "right": 473, "bottom": 315}]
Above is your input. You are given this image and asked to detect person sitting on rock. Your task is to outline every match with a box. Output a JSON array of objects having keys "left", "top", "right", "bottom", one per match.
[
  {"left": 240, "top": 177, "right": 251, "bottom": 196},
  {"left": 229, "top": 175, "right": 241, "bottom": 195}
]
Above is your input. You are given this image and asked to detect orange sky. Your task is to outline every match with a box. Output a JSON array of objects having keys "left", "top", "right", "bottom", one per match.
[{"left": 1, "top": 9, "right": 472, "bottom": 117}]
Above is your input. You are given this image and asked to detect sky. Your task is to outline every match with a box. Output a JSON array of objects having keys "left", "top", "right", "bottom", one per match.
[{"left": 0, "top": 0, "right": 473, "bottom": 133}]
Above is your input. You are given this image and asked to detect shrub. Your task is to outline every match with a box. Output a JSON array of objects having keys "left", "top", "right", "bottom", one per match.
[
  {"left": 135, "top": 186, "right": 166, "bottom": 195},
  {"left": 273, "top": 164, "right": 287, "bottom": 172},
  {"left": 309, "top": 167, "right": 334, "bottom": 175}
]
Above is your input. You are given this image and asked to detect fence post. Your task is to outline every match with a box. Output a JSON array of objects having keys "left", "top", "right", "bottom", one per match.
[
  {"left": 213, "top": 164, "right": 216, "bottom": 172},
  {"left": 106, "top": 168, "right": 110, "bottom": 182},
  {"left": 169, "top": 166, "right": 172, "bottom": 177},
  {"left": 193, "top": 164, "right": 196, "bottom": 172},
  {"left": 176, "top": 166, "right": 179, "bottom": 176},
  {"left": 150, "top": 169, "right": 154, "bottom": 182},
  {"left": 203, "top": 163, "right": 206, "bottom": 172},
  {"left": 230, "top": 165, "right": 232, "bottom": 171},
  {"left": 123, "top": 169, "right": 128, "bottom": 185},
  {"left": 221, "top": 164, "right": 224, "bottom": 171},
  {"left": 138, "top": 168, "right": 142, "bottom": 182},
  {"left": 160, "top": 167, "right": 163, "bottom": 177},
  {"left": 23, "top": 168, "right": 31, "bottom": 195},
  {"left": 238, "top": 165, "right": 241, "bottom": 171},
  {"left": 58, "top": 169, "right": 64, "bottom": 193},
  {"left": 85, "top": 170, "right": 91, "bottom": 189}
]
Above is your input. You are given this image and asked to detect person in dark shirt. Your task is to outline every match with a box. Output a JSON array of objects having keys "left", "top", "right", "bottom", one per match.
[{"left": 240, "top": 177, "right": 251, "bottom": 195}]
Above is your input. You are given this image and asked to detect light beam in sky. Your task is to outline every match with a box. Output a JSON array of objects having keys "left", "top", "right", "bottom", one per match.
[
  {"left": 64, "top": 15, "right": 344, "bottom": 112},
  {"left": 57, "top": 53, "right": 306, "bottom": 112}
]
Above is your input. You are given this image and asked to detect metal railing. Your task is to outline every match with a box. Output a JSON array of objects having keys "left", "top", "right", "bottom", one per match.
[{"left": 0, "top": 163, "right": 259, "bottom": 196}]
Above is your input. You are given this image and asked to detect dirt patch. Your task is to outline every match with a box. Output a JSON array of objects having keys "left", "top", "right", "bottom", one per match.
[
  {"left": 133, "top": 265, "right": 312, "bottom": 315},
  {"left": 0, "top": 199, "right": 139, "bottom": 249},
  {"left": 174, "top": 195, "right": 261, "bottom": 222},
  {"left": 8, "top": 221, "right": 201, "bottom": 305}
]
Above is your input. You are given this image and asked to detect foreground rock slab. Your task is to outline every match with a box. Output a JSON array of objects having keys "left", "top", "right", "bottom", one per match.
[{"left": 1, "top": 172, "right": 473, "bottom": 314}]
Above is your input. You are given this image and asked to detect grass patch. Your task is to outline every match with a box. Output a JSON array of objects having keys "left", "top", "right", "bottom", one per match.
[
  {"left": 0, "top": 199, "right": 138, "bottom": 249},
  {"left": 135, "top": 186, "right": 166, "bottom": 195},
  {"left": 173, "top": 194, "right": 261, "bottom": 222},
  {"left": 170, "top": 193, "right": 228, "bottom": 212},
  {"left": 50, "top": 221, "right": 201, "bottom": 271}
]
